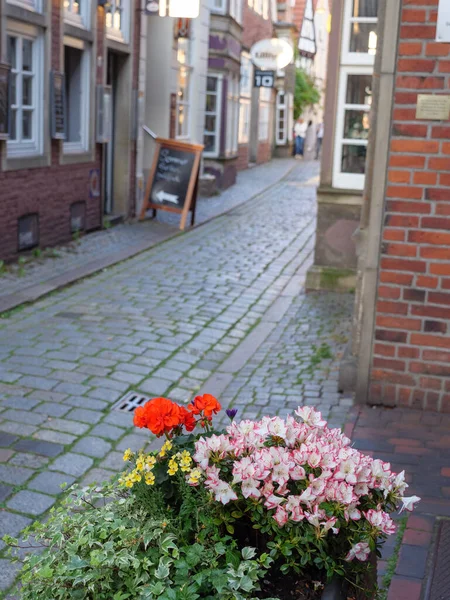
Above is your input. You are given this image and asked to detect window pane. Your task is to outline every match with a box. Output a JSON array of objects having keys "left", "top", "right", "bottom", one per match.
[
  {"left": 64, "top": 0, "right": 71, "bottom": 10},
  {"left": 352, "top": 0, "right": 378, "bottom": 18},
  {"left": 23, "top": 40, "right": 33, "bottom": 72},
  {"left": 113, "top": 9, "right": 121, "bottom": 29},
  {"left": 203, "top": 134, "right": 216, "bottom": 152},
  {"left": 178, "top": 68, "right": 189, "bottom": 102},
  {"left": 65, "top": 46, "right": 83, "bottom": 143},
  {"left": 23, "top": 76, "right": 33, "bottom": 106},
  {"left": 341, "top": 144, "right": 367, "bottom": 174},
  {"left": 8, "top": 37, "right": 17, "bottom": 69},
  {"left": 350, "top": 23, "right": 378, "bottom": 54},
  {"left": 10, "top": 74, "right": 17, "bottom": 105},
  {"left": 204, "top": 115, "right": 216, "bottom": 132},
  {"left": 205, "top": 93, "right": 217, "bottom": 112},
  {"left": 207, "top": 76, "right": 218, "bottom": 92},
  {"left": 344, "top": 110, "right": 370, "bottom": 139},
  {"left": 10, "top": 109, "right": 17, "bottom": 140},
  {"left": 22, "top": 110, "right": 32, "bottom": 140},
  {"left": 105, "top": 10, "right": 113, "bottom": 27},
  {"left": 73, "top": 0, "right": 80, "bottom": 13},
  {"left": 346, "top": 74, "right": 372, "bottom": 105}
]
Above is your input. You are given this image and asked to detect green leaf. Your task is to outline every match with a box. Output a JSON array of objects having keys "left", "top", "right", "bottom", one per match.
[
  {"left": 39, "top": 566, "right": 54, "bottom": 579},
  {"left": 241, "top": 547, "right": 256, "bottom": 560},
  {"left": 67, "top": 556, "right": 89, "bottom": 571},
  {"left": 155, "top": 558, "right": 171, "bottom": 580}
]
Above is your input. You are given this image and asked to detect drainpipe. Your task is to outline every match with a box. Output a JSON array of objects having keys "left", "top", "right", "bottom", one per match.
[{"left": 135, "top": 0, "right": 148, "bottom": 217}]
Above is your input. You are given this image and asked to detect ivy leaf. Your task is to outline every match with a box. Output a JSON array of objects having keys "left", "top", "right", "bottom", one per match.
[
  {"left": 241, "top": 547, "right": 256, "bottom": 561},
  {"left": 155, "top": 559, "right": 171, "bottom": 580},
  {"left": 67, "top": 556, "right": 89, "bottom": 571}
]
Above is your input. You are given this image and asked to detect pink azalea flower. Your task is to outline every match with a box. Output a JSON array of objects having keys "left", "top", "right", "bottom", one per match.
[
  {"left": 345, "top": 542, "right": 371, "bottom": 562},
  {"left": 295, "top": 407, "right": 327, "bottom": 428},
  {"left": 212, "top": 480, "right": 238, "bottom": 505},
  {"left": 399, "top": 495, "right": 421, "bottom": 513},
  {"left": 241, "top": 478, "right": 261, "bottom": 499},
  {"left": 273, "top": 506, "right": 289, "bottom": 527}
]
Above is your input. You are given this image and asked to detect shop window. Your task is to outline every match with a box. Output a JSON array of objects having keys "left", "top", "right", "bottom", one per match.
[
  {"left": 64, "top": 0, "right": 90, "bottom": 28},
  {"left": 342, "top": 0, "right": 379, "bottom": 65},
  {"left": 238, "top": 53, "right": 252, "bottom": 144},
  {"left": 71, "top": 202, "right": 86, "bottom": 233},
  {"left": 226, "top": 76, "right": 239, "bottom": 155},
  {"left": 333, "top": 67, "right": 372, "bottom": 189},
  {"left": 7, "top": 30, "right": 43, "bottom": 158},
  {"left": 106, "top": 0, "right": 130, "bottom": 43},
  {"left": 203, "top": 74, "right": 222, "bottom": 157},
  {"left": 276, "top": 91, "right": 287, "bottom": 146},
  {"left": 18, "top": 214, "right": 39, "bottom": 251},
  {"left": 258, "top": 87, "right": 271, "bottom": 141},
  {"left": 64, "top": 44, "right": 90, "bottom": 153}
]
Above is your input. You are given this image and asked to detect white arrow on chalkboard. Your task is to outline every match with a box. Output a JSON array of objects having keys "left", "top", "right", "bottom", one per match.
[{"left": 156, "top": 190, "right": 179, "bottom": 204}]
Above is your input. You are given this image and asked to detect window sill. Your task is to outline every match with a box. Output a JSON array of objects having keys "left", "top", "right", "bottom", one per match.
[
  {"left": 60, "top": 149, "right": 94, "bottom": 165},
  {"left": 106, "top": 28, "right": 129, "bottom": 45},
  {"left": 6, "top": 3, "right": 45, "bottom": 26},
  {"left": 3, "top": 152, "right": 50, "bottom": 171}
]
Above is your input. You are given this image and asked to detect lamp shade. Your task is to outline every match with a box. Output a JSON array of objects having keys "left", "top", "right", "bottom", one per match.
[{"left": 168, "top": 0, "right": 200, "bottom": 18}]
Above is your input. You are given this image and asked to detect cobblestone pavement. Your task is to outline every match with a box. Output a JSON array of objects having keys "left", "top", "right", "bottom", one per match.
[
  {"left": 0, "top": 158, "right": 298, "bottom": 301},
  {"left": 345, "top": 407, "right": 450, "bottom": 600},
  {"left": 0, "top": 159, "right": 355, "bottom": 597}
]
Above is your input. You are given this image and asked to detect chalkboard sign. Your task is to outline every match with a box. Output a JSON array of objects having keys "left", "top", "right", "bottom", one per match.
[
  {"left": 0, "top": 64, "right": 10, "bottom": 140},
  {"left": 50, "top": 71, "right": 66, "bottom": 140},
  {"left": 140, "top": 138, "right": 203, "bottom": 230}
]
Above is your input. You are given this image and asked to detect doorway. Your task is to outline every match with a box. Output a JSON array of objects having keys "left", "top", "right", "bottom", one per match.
[{"left": 104, "top": 51, "right": 118, "bottom": 215}]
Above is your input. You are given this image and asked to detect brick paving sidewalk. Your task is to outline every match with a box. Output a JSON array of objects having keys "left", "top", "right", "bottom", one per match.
[
  {"left": 345, "top": 406, "right": 450, "bottom": 599},
  {"left": 0, "top": 158, "right": 307, "bottom": 313}
]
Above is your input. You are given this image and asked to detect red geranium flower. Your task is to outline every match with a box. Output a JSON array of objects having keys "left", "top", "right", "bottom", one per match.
[
  {"left": 188, "top": 394, "right": 221, "bottom": 420},
  {"left": 133, "top": 397, "right": 183, "bottom": 437}
]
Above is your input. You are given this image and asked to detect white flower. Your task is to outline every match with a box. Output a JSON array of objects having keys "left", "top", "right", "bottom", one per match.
[
  {"left": 295, "top": 406, "right": 327, "bottom": 428},
  {"left": 213, "top": 481, "right": 238, "bottom": 505},
  {"left": 399, "top": 495, "right": 421, "bottom": 513},
  {"left": 241, "top": 478, "right": 261, "bottom": 499}
]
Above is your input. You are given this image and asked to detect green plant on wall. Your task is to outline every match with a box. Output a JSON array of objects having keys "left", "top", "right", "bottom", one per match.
[{"left": 294, "top": 68, "right": 321, "bottom": 120}]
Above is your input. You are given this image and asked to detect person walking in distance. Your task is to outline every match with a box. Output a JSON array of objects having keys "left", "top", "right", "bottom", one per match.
[
  {"left": 294, "top": 117, "right": 307, "bottom": 158},
  {"left": 316, "top": 121, "right": 324, "bottom": 160}
]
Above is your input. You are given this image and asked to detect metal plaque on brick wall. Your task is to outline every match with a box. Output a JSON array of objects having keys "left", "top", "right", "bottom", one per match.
[
  {"left": 437, "top": 0, "right": 450, "bottom": 42},
  {"left": 0, "top": 64, "right": 10, "bottom": 140},
  {"left": 254, "top": 70, "right": 275, "bottom": 88},
  {"left": 50, "top": 71, "right": 66, "bottom": 140},
  {"left": 416, "top": 94, "right": 450, "bottom": 120}
]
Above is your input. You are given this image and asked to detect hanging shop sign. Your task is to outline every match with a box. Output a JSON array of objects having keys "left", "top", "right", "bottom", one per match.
[
  {"left": 139, "top": 138, "right": 203, "bottom": 230},
  {"left": 0, "top": 64, "right": 10, "bottom": 140},
  {"left": 250, "top": 39, "right": 294, "bottom": 71},
  {"left": 145, "top": 0, "right": 200, "bottom": 18},
  {"left": 254, "top": 69, "right": 275, "bottom": 88},
  {"left": 437, "top": 0, "right": 450, "bottom": 42}
]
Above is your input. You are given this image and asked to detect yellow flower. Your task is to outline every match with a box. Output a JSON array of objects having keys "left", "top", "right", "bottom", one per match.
[
  {"left": 125, "top": 480, "right": 134, "bottom": 488},
  {"left": 136, "top": 458, "right": 145, "bottom": 472},
  {"left": 130, "top": 469, "right": 142, "bottom": 483},
  {"left": 123, "top": 448, "right": 134, "bottom": 462},
  {"left": 145, "top": 472, "right": 155, "bottom": 486},
  {"left": 159, "top": 440, "right": 173, "bottom": 457},
  {"left": 146, "top": 455, "right": 157, "bottom": 468},
  {"left": 187, "top": 468, "right": 202, "bottom": 485}
]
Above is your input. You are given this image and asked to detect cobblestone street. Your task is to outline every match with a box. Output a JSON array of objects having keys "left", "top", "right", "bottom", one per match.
[{"left": 0, "top": 160, "right": 355, "bottom": 596}]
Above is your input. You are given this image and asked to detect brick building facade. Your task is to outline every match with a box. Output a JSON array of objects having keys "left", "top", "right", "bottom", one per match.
[
  {"left": 346, "top": 0, "right": 450, "bottom": 411},
  {"left": 0, "top": 0, "right": 139, "bottom": 262}
]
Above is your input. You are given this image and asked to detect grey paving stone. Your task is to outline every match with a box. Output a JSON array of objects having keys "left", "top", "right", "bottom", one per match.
[
  {"left": 0, "top": 559, "right": 21, "bottom": 591},
  {"left": 139, "top": 377, "right": 171, "bottom": 396},
  {"left": 72, "top": 436, "right": 112, "bottom": 458},
  {"left": 29, "top": 471, "right": 76, "bottom": 495},
  {"left": 89, "top": 423, "right": 124, "bottom": 440},
  {"left": 0, "top": 421, "right": 37, "bottom": 436},
  {"left": 2, "top": 409, "right": 48, "bottom": 426},
  {"left": 34, "top": 402, "right": 71, "bottom": 417},
  {"left": 64, "top": 395, "right": 109, "bottom": 410},
  {"left": 44, "top": 418, "right": 90, "bottom": 435},
  {"left": 0, "top": 512, "right": 32, "bottom": 551},
  {"left": 7, "top": 490, "right": 54, "bottom": 516},
  {"left": 17, "top": 376, "right": 59, "bottom": 391},
  {"left": 0, "top": 483, "right": 13, "bottom": 502},
  {"left": 0, "top": 396, "right": 41, "bottom": 410},
  {"left": 0, "top": 464, "right": 34, "bottom": 485},
  {"left": 102, "top": 411, "right": 133, "bottom": 428},
  {"left": 66, "top": 408, "right": 103, "bottom": 424},
  {"left": 33, "top": 429, "right": 76, "bottom": 445},
  {"left": 53, "top": 382, "right": 92, "bottom": 396},
  {"left": 0, "top": 432, "right": 18, "bottom": 447},
  {"left": 87, "top": 388, "right": 123, "bottom": 403},
  {"left": 14, "top": 438, "right": 64, "bottom": 457},
  {"left": 110, "top": 371, "right": 144, "bottom": 385},
  {"left": 49, "top": 453, "right": 94, "bottom": 477},
  {"left": 9, "top": 452, "right": 48, "bottom": 469},
  {"left": 116, "top": 434, "right": 147, "bottom": 452},
  {"left": 100, "top": 451, "right": 126, "bottom": 472},
  {"left": 81, "top": 468, "right": 116, "bottom": 486}
]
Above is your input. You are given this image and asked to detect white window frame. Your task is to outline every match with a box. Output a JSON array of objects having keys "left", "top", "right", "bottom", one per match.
[
  {"left": 175, "top": 38, "right": 192, "bottom": 141},
  {"left": 63, "top": 40, "right": 91, "bottom": 154},
  {"left": 64, "top": 0, "right": 90, "bottom": 29},
  {"left": 106, "top": 0, "right": 130, "bottom": 44},
  {"left": 276, "top": 90, "right": 287, "bottom": 146},
  {"left": 230, "top": 0, "right": 243, "bottom": 23},
  {"left": 341, "top": 0, "right": 378, "bottom": 66},
  {"left": 226, "top": 75, "right": 239, "bottom": 155},
  {"left": 210, "top": 0, "right": 226, "bottom": 13},
  {"left": 203, "top": 73, "right": 223, "bottom": 158},
  {"left": 262, "top": 0, "right": 269, "bottom": 19},
  {"left": 333, "top": 66, "right": 372, "bottom": 190},
  {"left": 7, "top": 23, "right": 44, "bottom": 159}
]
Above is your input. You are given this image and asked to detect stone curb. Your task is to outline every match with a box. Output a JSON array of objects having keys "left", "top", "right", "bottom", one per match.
[{"left": 0, "top": 163, "right": 298, "bottom": 316}]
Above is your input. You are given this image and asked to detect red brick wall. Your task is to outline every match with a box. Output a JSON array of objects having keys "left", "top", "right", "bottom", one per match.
[
  {"left": 257, "top": 141, "right": 271, "bottom": 164},
  {"left": 242, "top": 3, "right": 273, "bottom": 50},
  {"left": 369, "top": 0, "right": 450, "bottom": 412},
  {"left": 237, "top": 144, "right": 250, "bottom": 171}
]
